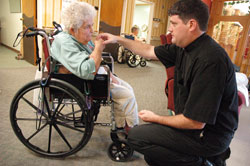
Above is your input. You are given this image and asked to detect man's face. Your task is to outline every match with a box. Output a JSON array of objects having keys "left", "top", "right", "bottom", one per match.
[
  {"left": 73, "top": 18, "right": 94, "bottom": 45},
  {"left": 168, "top": 15, "right": 189, "bottom": 47}
]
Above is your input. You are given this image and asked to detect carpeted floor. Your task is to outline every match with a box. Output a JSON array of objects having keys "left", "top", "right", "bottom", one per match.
[{"left": 0, "top": 45, "right": 250, "bottom": 166}]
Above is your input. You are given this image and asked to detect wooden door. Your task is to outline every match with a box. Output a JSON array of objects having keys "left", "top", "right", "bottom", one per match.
[
  {"left": 100, "top": 0, "right": 123, "bottom": 60},
  {"left": 100, "top": 0, "right": 123, "bottom": 34},
  {"left": 22, "top": 0, "right": 37, "bottom": 65}
]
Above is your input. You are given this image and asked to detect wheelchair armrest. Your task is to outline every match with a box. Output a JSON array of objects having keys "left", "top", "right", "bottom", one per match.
[
  {"left": 51, "top": 72, "right": 111, "bottom": 102},
  {"left": 101, "top": 52, "right": 114, "bottom": 73}
]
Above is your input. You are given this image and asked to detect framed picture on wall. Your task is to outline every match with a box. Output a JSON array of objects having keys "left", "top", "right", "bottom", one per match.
[{"left": 9, "top": 0, "right": 21, "bottom": 13}]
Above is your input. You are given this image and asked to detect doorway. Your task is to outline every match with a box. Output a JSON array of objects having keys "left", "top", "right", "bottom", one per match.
[{"left": 133, "top": 0, "right": 154, "bottom": 44}]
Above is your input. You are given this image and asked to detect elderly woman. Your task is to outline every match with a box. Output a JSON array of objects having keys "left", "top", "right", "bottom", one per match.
[{"left": 50, "top": 1, "right": 139, "bottom": 132}]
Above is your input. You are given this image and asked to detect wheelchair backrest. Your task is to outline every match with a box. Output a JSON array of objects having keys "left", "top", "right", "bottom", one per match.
[
  {"left": 47, "top": 55, "right": 112, "bottom": 101},
  {"left": 40, "top": 27, "right": 112, "bottom": 102},
  {"left": 42, "top": 37, "right": 114, "bottom": 74}
]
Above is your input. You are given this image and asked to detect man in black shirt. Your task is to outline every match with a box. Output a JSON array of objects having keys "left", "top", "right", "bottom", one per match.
[{"left": 99, "top": 0, "right": 238, "bottom": 165}]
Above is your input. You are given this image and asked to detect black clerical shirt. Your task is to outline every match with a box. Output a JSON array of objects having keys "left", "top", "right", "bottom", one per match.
[{"left": 154, "top": 33, "right": 238, "bottom": 147}]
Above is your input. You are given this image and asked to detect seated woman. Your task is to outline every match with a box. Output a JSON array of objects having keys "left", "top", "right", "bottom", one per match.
[{"left": 50, "top": 1, "right": 139, "bottom": 132}]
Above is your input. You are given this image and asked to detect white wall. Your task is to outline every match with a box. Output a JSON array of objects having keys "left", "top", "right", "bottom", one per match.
[{"left": 0, "top": 0, "right": 22, "bottom": 51}]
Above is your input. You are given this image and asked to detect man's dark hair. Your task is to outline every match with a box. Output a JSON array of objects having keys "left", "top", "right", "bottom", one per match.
[{"left": 168, "top": 0, "right": 209, "bottom": 31}]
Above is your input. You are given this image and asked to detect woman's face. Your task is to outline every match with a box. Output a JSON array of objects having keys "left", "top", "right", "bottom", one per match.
[{"left": 71, "top": 18, "right": 94, "bottom": 45}]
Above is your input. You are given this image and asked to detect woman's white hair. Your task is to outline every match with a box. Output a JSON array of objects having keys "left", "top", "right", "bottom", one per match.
[{"left": 62, "top": 1, "right": 96, "bottom": 32}]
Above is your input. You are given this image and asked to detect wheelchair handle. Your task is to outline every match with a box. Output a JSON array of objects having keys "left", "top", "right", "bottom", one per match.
[
  {"left": 52, "top": 21, "right": 63, "bottom": 36},
  {"left": 52, "top": 21, "right": 62, "bottom": 30},
  {"left": 26, "top": 31, "right": 39, "bottom": 37}
]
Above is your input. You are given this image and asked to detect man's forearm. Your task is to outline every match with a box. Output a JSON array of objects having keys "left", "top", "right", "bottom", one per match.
[
  {"left": 117, "top": 37, "right": 157, "bottom": 60},
  {"left": 153, "top": 114, "right": 205, "bottom": 130}
]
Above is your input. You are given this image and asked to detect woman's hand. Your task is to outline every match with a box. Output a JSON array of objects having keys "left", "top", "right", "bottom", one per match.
[
  {"left": 94, "top": 38, "right": 105, "bottom": 52},
  {"left": 90, "top": 38, "right": 105, "bottom": 72}
]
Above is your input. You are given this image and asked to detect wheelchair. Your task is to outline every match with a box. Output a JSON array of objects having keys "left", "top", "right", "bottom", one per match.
[
  {"left": 10, "top": 22, "right": 134, "bottom": 161},
  {"left": 116, "top": 34, "right": 147, "bottom": 68}
]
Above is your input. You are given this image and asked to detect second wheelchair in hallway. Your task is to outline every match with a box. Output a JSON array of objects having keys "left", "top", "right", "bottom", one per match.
[{"left": 116, "top": 34, "right": 147, "bottom": 68}]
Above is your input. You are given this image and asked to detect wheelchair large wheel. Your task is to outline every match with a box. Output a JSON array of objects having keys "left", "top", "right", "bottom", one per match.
[
  {"left": 10, "top": 79, "right": 93, "bottom": 158},
  {"left": 117, "top": 45, "right": 125, "bottom": 64},
  {"left": 108, "top": 141, "right": 134, "bottom": 162},
  {"left": 126, "top": 52, "right": 140, "bottom": 68}
]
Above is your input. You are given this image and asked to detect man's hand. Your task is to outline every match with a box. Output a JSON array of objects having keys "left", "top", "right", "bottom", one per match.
[
  {"left": 139, "top": 110, "right": 159, "bottom": 123},
  {"left": 97, "top": 33, "right": 118, "bottom": 45}
]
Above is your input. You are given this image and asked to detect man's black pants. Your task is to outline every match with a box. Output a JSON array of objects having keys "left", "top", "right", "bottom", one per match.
[{"left": 127, "top": 123, "right": 228, "bottom": 166}]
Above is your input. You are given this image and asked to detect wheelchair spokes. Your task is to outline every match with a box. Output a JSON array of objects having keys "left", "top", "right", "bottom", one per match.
[{"left": 10, "top": 79, "right": 93, "bottom": 157}]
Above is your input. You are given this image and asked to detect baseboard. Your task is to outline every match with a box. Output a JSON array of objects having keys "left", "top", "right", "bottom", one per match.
[{"left": 0, "top": 43, "right": 19, "bottom": 53}]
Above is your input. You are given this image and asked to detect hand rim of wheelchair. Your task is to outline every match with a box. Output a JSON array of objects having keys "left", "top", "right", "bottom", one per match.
[
  {"left": 107, "top": 140, "right": 134, "bottom": 162},
  {"left": 10, "top": 78, "right": 94, "bottom": 158}
]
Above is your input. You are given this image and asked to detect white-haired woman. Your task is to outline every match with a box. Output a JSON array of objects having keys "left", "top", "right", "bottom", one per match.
[{"left": 50, "top": 1, "right": 139, "bottom": 132}]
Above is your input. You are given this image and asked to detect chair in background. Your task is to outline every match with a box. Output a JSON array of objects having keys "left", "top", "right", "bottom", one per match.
[
  {"left": 160, "top": 33, "right": 172, "bottom": 45},
  {"left": 165, "top": 66, "right": 175, "bottom": 112},
  {"left": 161, "top": 33, "right": 175, "bottom": 112},
  {"left": 160, "top": 34, "right": 167, "bottom": 45}
]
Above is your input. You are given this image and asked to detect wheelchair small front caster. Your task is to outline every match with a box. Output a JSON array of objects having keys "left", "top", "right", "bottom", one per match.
[
  {"left": 107, "top": 140, "right": 134, "bottom": 162},
  {"left": 139, "top": 59, "right": 147, "bottom": 67}
]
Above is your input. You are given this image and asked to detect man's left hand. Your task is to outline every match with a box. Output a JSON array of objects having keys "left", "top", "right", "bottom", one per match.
[{"left": 139, "top": 110, "right": 159, "bottom": 122}]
